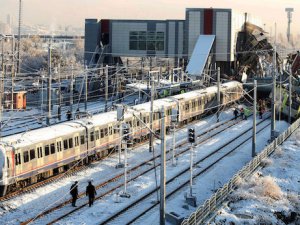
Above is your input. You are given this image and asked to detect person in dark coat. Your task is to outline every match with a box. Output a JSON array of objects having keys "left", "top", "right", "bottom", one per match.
[
  {"left": 70, "top": 181, "right": 79, "bottom": 207},
  {"left": 66, "top": 110, "right": 72, "bottom": 121},
  {"left": 233, "top": 108, "right": 239, "bottom": 120},
  {"left": 86, "top": 181, "right": 97, "bottom": 207},
  {"left": 258, "top": 106, "right": 263, "bottom": 119},
  {"left": 240, "top": 107, "right": 244, "bottom": 120}
]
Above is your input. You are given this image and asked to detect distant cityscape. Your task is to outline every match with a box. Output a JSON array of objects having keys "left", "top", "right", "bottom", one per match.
[{"left": 0, "top": 14, "right": 84, "bottom": 36}]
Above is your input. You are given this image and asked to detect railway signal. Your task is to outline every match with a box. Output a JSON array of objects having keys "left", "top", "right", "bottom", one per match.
[
  {"left": 188, "top": 128, "right": 195, "bottom": 143},
  {"left": 123, "top": 125, "right": 130, "bottom": 141}
]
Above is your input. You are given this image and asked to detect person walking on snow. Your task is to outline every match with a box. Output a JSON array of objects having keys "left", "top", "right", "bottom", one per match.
[
  {"left": 233, "top": 108, "right": 239, "bottom": 120},
  {"left": 259, "top": 106, "right": 263, "bottom": 119},
  {"left": 86, "top": 181, "right": 97, "bottom": 207},
  {"left": 70, "top": 181, "right": 79, "bottom": 207},
  {"left": 240, "top": 107, "right": 244, "bottom": 120}
]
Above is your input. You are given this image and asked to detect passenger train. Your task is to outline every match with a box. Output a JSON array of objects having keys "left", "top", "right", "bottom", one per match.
[{"left": 0, "top": 81, "right": 243, "bottom": 196}]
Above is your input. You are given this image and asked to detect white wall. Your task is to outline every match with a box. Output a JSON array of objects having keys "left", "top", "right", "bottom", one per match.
[
  {"left": 168, "top": 21, "right": 176, "bottom": 56},
  {"left": 188, "top": 11, "right": 201, "bottom": 57},
  {"left": 216, "top": 12, "right": 229, "bottom": 61},
  {"left": 111, "top": 22, "right": 147, "bottom": 56},
  {"left": 178, "top": 21, "right": 184, "bottom": 57},
  {"left": 156, "top": 23, "right": 166, "bottom": 56}
]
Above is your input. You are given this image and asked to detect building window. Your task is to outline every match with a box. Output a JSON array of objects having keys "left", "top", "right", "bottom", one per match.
[{"left": 129, "top": 31, "right": 164, "bottom": 51}]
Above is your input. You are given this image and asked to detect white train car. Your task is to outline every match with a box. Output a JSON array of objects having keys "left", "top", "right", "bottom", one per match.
[{"left": 0, "top": 81, "right": 243, "bottom": 196}]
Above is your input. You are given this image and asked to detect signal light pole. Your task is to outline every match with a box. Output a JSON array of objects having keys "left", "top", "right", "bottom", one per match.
[
  {"left": 188, "top": 127, "right": 195, "bottom": 196},
  {"left": 252, "top": 80, "right": 257, "bottom": 157},
  {"left": 120, "top": 123, "right": 131, "bottom": 198},
  {"left": 160, "top": 106, "right": 166, "bottom": 225}
]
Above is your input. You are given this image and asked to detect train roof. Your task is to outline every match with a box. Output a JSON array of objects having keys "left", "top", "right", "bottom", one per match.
[
  {"left": 1, "top": 81, "right": 241, "bottom": 149},
  {"left": 1, "top": 121, "right": 86, "bottom": 149},
  {"left": 171, "top": 81, "right": 241, "bottom": 102}
]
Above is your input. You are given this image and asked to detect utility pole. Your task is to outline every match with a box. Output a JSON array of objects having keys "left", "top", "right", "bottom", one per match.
[
  {"left": 289, "top": 67, "right": 292, "bottom": 124},
  {"left": 105, "top": 65, "right": 108, "bottom": 112},
  {"left": 46, "top": 42, "right": 52, "bottom": 126},
  {"left": 160, "top": 106, "right": 166, "bottom": 225},
  {"left": 252, "top": 80, "right": 257, "bottom": 157},
  {"left": 171, "top": 108, "right": 178, "bottom": 166},
  {"left": 149, "top": 71, "right": 155, "bottom": 152},
  {"left": 70, "top": 64, "right": 74, "bottom": 113},
  {"left": 271, "top": 48, "right": 276, "bottom": 140},
  {"left": 217, "top": 67, "right": 221, "bottom": 122},
  {"left": 1, "top": 37, "right": 4, "bottom": 72},
  {"left": 11, "top": 37, "right": 15, "bottom": 111},
  {"left": 17, "top": 0, "right": 22, "bottom": 74},
  {"left": 120, "top": 123, "right": 130, "bottom": 198},
  {"left": 116, "top": 105, "right": 124, "bottom": 168},
  {"left": 189, "top": 139, "right": 194, "bottom": 196},
  {"left": 85, "top": 65, "right": 88, "bottom": 112},
  {"left": 58, "top": 63, "right": 61, "bottom": 120}
]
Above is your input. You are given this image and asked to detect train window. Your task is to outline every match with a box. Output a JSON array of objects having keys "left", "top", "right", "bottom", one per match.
[
  {"left": 57, "top": 141, "right": 62, "bottom": 152},
  {"left": 50, "top": 143, "right": 55, "bottom": 154},
  {"left": 100, "top": 129, "right": 104, "bottom": 138},
  {"left": 95, "top": 130, "right": 100, "bottom": 140},
  {"left": 15, "top": 154, "right": 19, "bottom": 165},
  {"left": 69, "top": 138, "right": 74, "bottom": 148},
  {"left": 30, "top": 149, "right": 35, "bottom": 160},
  {"left": 45, "top": 145, "right": 50, "bottom": 156},
  {"left": 192, "top": 101, "right": 196, "bottom": 108},
  {"left": 90, "top": 132, "right": 94, "bottom": 142},
  {"left": 23, "top": 151, "right": 29, "bottom": 163},
  {"left": 37, "top": 147, "right": 43, "bottom": 158},
  {"left": 128, "top": 121, "right": 132, "bottom": 128},
  {"left": 185, "top": 103, "right": 189, "bottom": 111},
  {"left": 74, "top": 137, "right": 79, "bottom": 147},
  {"left": 104, "top": 128, "right": 108, "bottom": 136},
  {"left": 80, "top": 135, "right": 85, "bottom": 145},
  {"left": 6, "top": 157, "right": 9, "bottom": 168},
  {"left": 63, "top": 140, "right": 68, "bottom": 150},
  {"left": 137, "top": 120, "right": 140, "bottom": 127},
  {"left": 109, "top": 127, "right": 112, "bottom": 135},
  {"left": 143, "top": 117, "right": 146, "bottom": 124}
]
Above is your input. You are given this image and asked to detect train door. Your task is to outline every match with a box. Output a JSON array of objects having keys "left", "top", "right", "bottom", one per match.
[{"left": 88, "top": 126, "right": 95, "bottom": 154}]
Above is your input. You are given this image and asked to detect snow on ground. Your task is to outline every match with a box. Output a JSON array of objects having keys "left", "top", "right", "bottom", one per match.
[
  {"left": 213, "top": 126, "right": 300, "bottom": 225},
  {"left": 0, "top": 108, "right": 290, "bottom": 225},
  {"left": 0, "top": 106, "right": 233, "bottom": 224},
  {"left": 136, "top": 120, "right": 289, "bottom": 225}
]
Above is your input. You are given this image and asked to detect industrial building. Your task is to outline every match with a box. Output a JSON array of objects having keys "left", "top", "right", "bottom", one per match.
[{"left": 84, "top": 8, "right": 260, "bottom": 76}]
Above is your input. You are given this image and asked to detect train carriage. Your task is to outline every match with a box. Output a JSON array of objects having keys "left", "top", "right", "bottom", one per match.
[{"left": 0, "top": 81, "right": 243, "bottom": 196}]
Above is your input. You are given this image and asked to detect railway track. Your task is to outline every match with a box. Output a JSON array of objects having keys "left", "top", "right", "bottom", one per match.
[
  {"left": 98, "top": 117, "right": 271, "bottom": 225},
  {"left": 0, "top": 165, "right": 89, "bottom": 202},
  {"left": 1, "top": 95, "right": 139, "bottom": 137},
  {"left": 0, "top": 109, "right": 222, "bottom": 202},
  {"left": 19, "top": 116, "right": 244, "bottom": 224}
]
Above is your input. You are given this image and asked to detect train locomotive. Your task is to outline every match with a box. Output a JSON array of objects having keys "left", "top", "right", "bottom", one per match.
[{"left": 0, "top": 81, "right": 243, "bottom": 196}]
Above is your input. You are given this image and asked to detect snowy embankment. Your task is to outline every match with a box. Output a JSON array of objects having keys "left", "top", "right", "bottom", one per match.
[{"left": 213, "top": 128, "right": 300, "bottom": 225}]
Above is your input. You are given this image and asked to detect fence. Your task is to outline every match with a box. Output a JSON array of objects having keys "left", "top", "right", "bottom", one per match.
[{"left": 181, "top": 117, "right": 300, "bottom": 225}]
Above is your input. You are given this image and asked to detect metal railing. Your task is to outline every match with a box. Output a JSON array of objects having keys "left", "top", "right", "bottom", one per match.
[{"left": 182, "top": 117, "right": 300, "bottom": 225}]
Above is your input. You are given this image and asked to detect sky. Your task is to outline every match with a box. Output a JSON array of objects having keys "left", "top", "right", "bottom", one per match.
[{"left": 0, "top": 0, "right": 299, "bottom": 36}]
